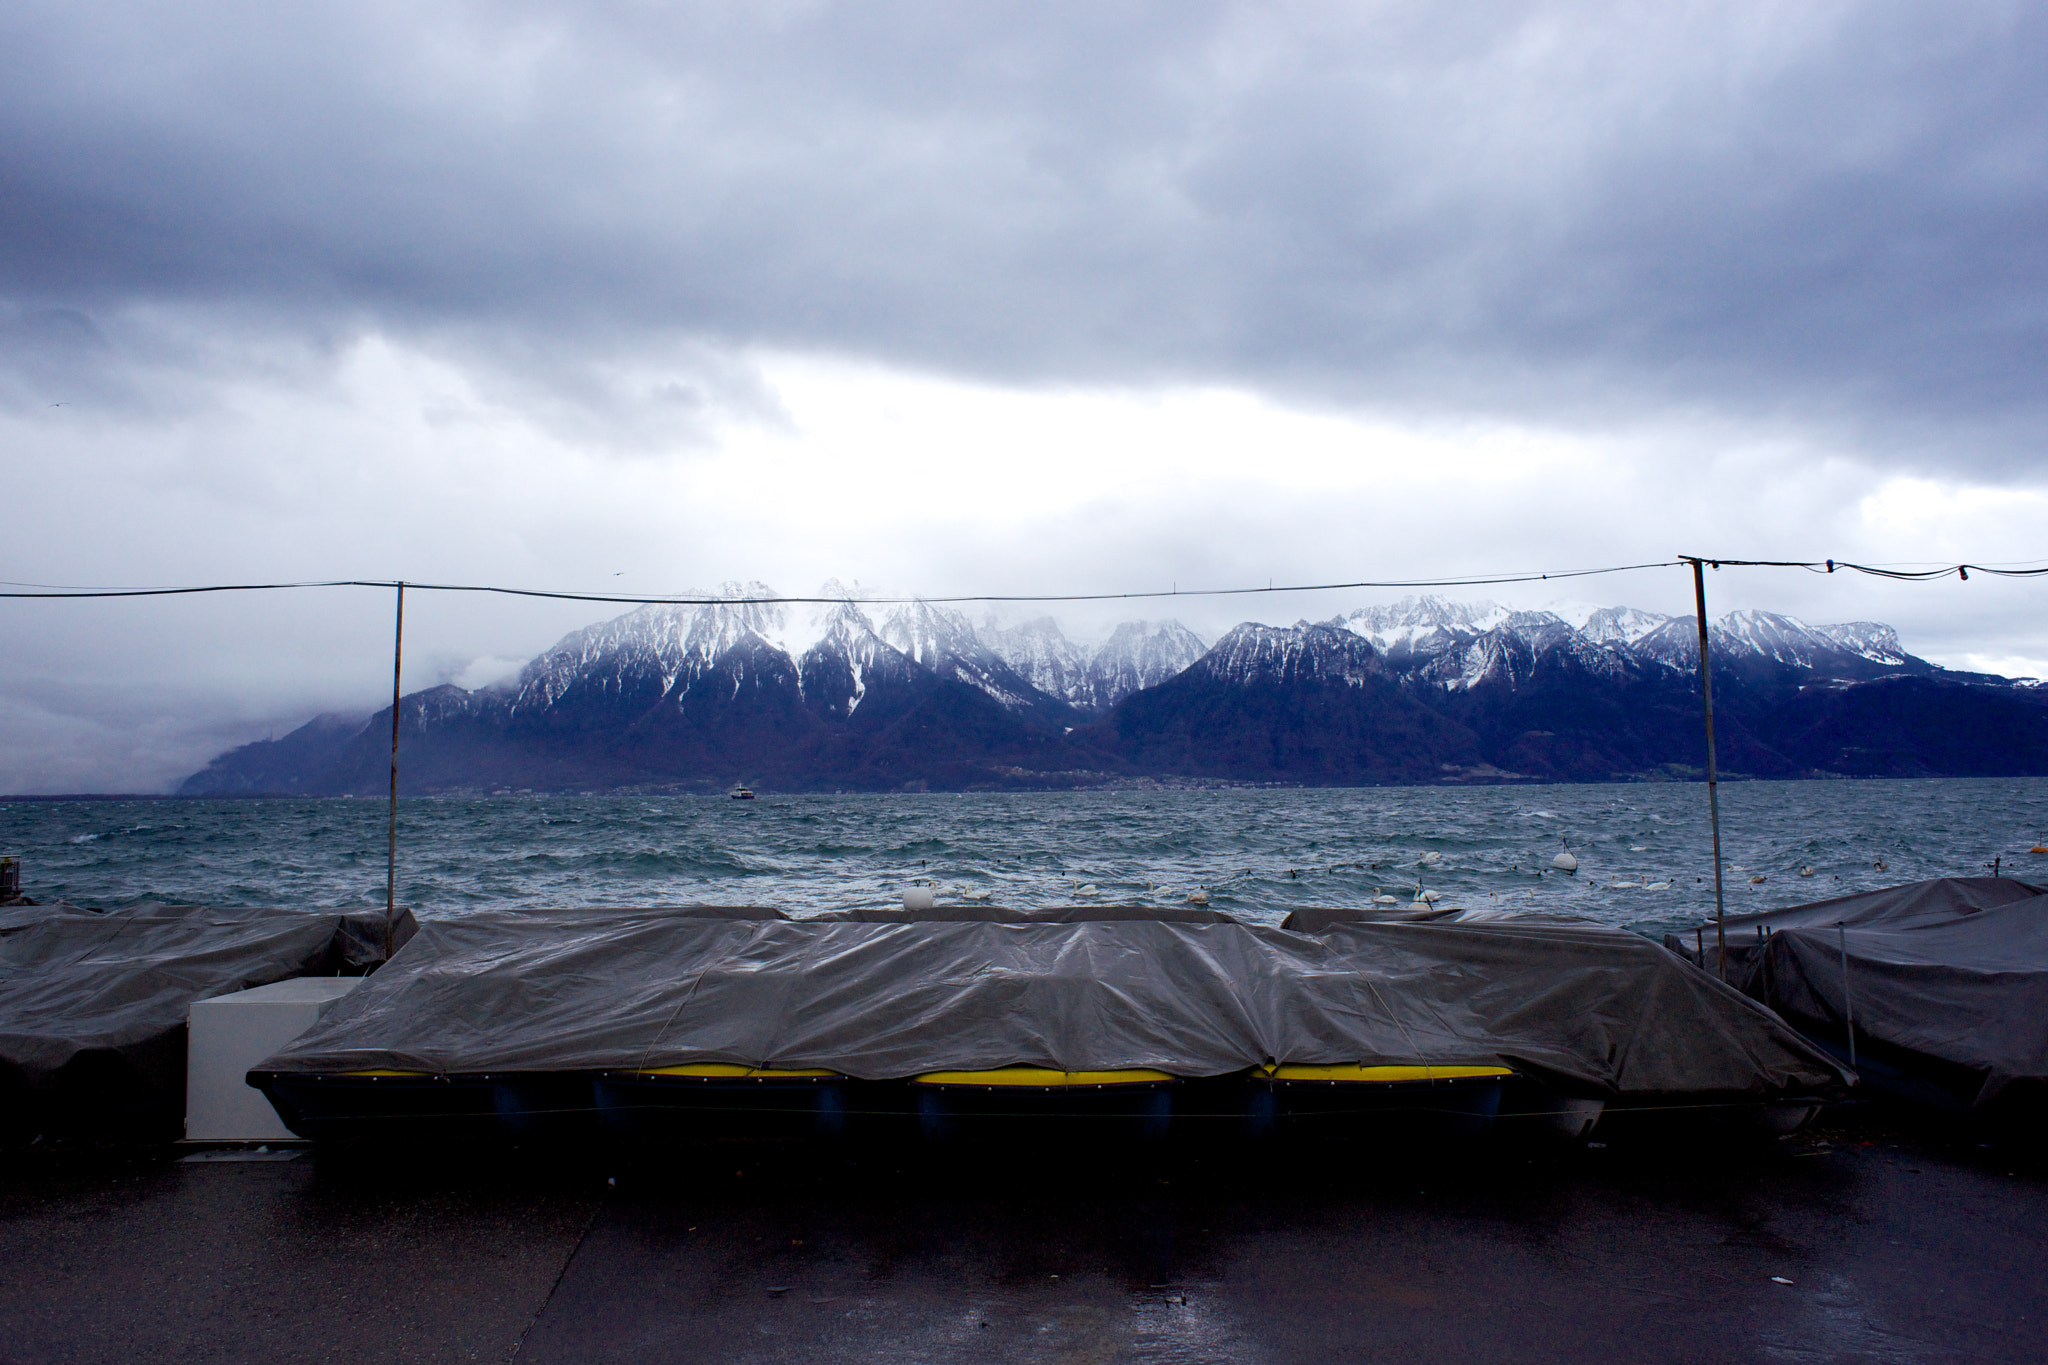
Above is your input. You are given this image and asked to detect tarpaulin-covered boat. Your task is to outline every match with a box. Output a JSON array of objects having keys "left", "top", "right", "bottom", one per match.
[
  {"left": 0, "top": 901, "right": 416, "bottom": 1140},
  {"left": 1669, "top": 877, "right": 2048, "bottom": 1114},
  {"left": 250, "top": 903, "right": 1846, "bottom": 1145}
]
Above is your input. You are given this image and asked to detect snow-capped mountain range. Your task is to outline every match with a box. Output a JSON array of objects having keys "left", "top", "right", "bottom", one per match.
[
  {"left": 181, "top": 587, "right": 2047, "bottom": 795},
  {"left": 507, "top": 587, "right": 1925, "bottom": 720},
  {"left": 510, "top": 583, "right": 1210, "bottom": 721},
  {"left": 1312, "top": 596, "right": 1922, "bottom": 693},
  {"left": 982, "top": 616, "right": 1211, "bottom": 713}
]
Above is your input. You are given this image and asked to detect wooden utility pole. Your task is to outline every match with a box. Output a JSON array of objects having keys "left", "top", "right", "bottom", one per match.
[
  {"left": 386, "top": 582, "right": 404, "bottom": 962},
  {"left": 1683, "top": 557, "right": 1728, "bottom": 980}
]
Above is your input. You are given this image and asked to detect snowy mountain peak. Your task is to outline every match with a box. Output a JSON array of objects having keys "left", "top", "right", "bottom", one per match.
[
  {"left": 1581, "top": 605, "right": 1672, "bottom": 646},
  {"left": 1332, "top": 595, "right": 1512, "bottom": 656},
  {"left": 1081, "top": 620, "right": 1209, "bottom": 711},
  {"left": 981, "top": 617, "right": 1091, "bottom": 702},
  {"left": 1197, "top": 622, "right": 1379, "bottom": 688},
  {"left": 1616, "top": 608, "right": 1929, "bottom": 676},
  {"left": 1497, "top": 610, "right": 1579, "bottom": 648},
  {"left": 878, "top": 599, "right": 983, "bottom": 668},
  {"left": 979, "top": 616, "right": 1208, "bottom": 712},
  {"left": 680, "top": 580, "right": 789, "bottom": 665},
  {"left": 1713, "top": 609, "right": 1862, "bottom": 669},
  {"left": 1815, "top": 621, "right": 1908, "bottom": 665},
  {"left": 513, "top": 600, "right": 699, "bottom": 710},
  {"left": 504, "top": 585, "right": 1930, "bottom": 730}
]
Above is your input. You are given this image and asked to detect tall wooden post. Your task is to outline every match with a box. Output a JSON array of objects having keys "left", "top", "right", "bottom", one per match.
[{"left": 1687, "top": 558, "right": 1728, "bottom": 980}]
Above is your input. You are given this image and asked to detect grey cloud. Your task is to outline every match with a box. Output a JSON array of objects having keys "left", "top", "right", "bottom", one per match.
[
  {"left": 2, "top": 2, "right": 2045, "bottom": 471},
  {"left": 8, "top": 0, "right": 2048, "bottom": 792}
]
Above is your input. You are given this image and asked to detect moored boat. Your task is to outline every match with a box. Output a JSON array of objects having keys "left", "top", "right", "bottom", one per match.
[
  {"left": 246, "top": 903, "right": 1848, "bottom": 1147},
  {"left": 1671, "top": 876, "right": 2048, "bottom": 1120}
]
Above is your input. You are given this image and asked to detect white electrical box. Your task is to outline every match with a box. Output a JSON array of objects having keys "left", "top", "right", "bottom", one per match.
[{"left": 186, "top": 977, "right": 362, "bottom": 1142}]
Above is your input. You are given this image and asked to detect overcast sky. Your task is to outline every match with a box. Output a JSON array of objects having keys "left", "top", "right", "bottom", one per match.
[{"left": 4, "top": 1, "right": 2046, "bottom": 792}]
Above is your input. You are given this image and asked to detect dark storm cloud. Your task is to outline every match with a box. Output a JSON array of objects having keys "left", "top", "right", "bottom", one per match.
[{"left": 3, "top": 1, "right": 2046, "bottom": 470}]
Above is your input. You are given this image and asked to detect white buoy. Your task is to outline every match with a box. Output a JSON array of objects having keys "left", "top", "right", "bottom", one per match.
[
  {"left": 902, "top": 885, "right": 935, "bottom": 911},
  {"left": 1552, "top": 838, "right": 1578, "bottom": 875}
]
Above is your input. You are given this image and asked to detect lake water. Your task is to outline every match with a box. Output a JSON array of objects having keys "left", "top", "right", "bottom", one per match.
[{"left": 7, "top": 778, "right": 2047, "bottom": 941}]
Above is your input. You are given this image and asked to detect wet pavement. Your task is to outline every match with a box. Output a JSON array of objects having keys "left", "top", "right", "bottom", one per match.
[{"left": 3, "top": 1113, "right": 2043, "bottom": 1364}]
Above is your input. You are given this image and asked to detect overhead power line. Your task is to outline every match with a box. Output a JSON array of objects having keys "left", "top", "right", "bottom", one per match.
[
  {"left": 1679, "top": 556, "right": 2048, "bottom": 582},
  {"left": 2, "top": 554, "right": 2042, "bottom": 605},
  {"left": 0, "top": 562, "right": 1681, "bottom": 605}
]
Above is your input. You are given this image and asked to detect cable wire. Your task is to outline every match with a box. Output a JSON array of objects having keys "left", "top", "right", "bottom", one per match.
[
  {"left": 0, "top": 562, "right": 1681, "bottom": 605},
  {"left": 4, "top": 552, "right": 2041, "bottom": 606},
  {"left": 1680, "top": 555, "right": 2048, "bottom": 582}
]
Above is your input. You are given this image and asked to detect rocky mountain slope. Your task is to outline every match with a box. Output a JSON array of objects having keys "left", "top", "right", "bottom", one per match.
[
  {"left": 979, "top": 616, "right": 1209, "bottom": 713},
  {"left": 180, "top": 591, "right": 2048, "bottom": 794},
  {"left": 1110, "top": 596, "right": 2044, "bottom": 783}
]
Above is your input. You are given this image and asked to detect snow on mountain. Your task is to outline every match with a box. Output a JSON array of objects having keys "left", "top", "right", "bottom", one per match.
[
  {"left": 1195, "top": 622, "right": 1379, "bottom": 688},
  {"left": 1812, "top": 620, "right": 1910, "bottom": 666},
  {"left": 1580, "top": 605, "right": 1913, "bottom": 673},
  {"left": 877, "top": 599, "right": 978, "bottom": 667},
  {"left": 185, "top": 579, "right": 2005, "bottom": 797},
  {"left": 1385, "top": 610, "right": 1629, "bottom": 691},
  {"left": 1307, "top": 596, "right": 1934, "bottom": 692},
  {"left": 508, "top": 585, "right": 1218, "bottom": 728},
  {"left": 1580, "top": 605, "right": 1672, "bottom": 647},
  {"left": 1627, "top": 616, "right": 1702, "bottom": 671},
  {"left": 509, "top": 582, "right": 880, "bottom": 717},
  {"left": 796, "top": 596, "right": 907, "bottom": 718},
  {"left": 979, "top": 616, "right": 1207, "bottom": 712},
  {"left": 877, "top": 599, "right": 1053, "bottom": 712},
  {"left": 1713, "top": 609, "right": 1853, "bottom": 668},
  {"left": 1080, "top": 620, "right": 1209, "bottom": 710},
  {"left": 982, "top": 617, "right": 1092, "bottom": 703},
  {"left": 677, "top": 582, "right": 792, "bottom": 667},
  {"left": 1625, "top": 610, "right": 1927, "bottom": 675},
  {"left": 510, "top": 600, "right": 701, "bottom": 713},
  {"left": 504, "top": 586, "right": 1929, "bottom": 729},
  {"left": 1497, "top": 610, "right": 1585, "bottom": 653},
  {"left": 1331, "top": 596, "right": 1511, "bottom": 658}
]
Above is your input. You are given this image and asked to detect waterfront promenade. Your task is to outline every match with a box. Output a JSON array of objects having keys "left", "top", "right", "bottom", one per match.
[{"left": 3, "top": 1110, "right": 2040, "bottom": 1363}]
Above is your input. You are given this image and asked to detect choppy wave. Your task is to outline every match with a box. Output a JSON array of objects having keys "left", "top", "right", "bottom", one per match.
[{"left": 3, "top": 778, "right": 2046, "bottom": 939}]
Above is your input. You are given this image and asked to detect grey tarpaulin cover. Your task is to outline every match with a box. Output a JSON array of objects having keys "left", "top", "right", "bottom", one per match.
[
  {"left": 1682, "top": 877, "right": 2048, "bottom": 1108},
  {"left": 259, "top": 905, "right": 1845, "bottom": 1099},
  {"left": 1662, "top": 875, "right": 2048, "bottom": 976},
  {"left": 0, "top": 902, "right": 418, "bottom": 1124}
]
